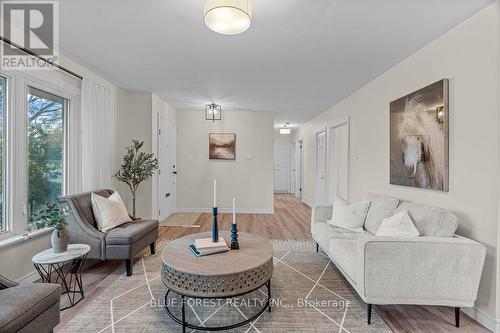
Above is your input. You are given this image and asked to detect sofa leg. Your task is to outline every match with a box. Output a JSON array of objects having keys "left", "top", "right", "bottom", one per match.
[
  {"left": 150, "top": 242, "right": 156, "bottom": 255},
  {"left": 455, "top": 307, "right": 460, "bottom": 328},
  {"left": 316, "top": 242, "right": 319, "bottom": 253},
  {"left": 367, "top": 304, "right": 372, "bottom": 325},
  {"left": 125, "top": 259, "right": 133, "bottom": 276}
]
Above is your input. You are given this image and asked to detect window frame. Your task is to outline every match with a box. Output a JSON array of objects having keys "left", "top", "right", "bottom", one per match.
[
  {"left": 26, "top": 85, "right": 68, "bottom": 225},
  {"left": 0, "top": 69, "right": 79, "bottom": 242}
]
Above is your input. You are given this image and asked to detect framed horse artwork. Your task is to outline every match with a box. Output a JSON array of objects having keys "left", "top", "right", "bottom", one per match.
[{"left": 389, "top": 79, "right": 449, "bottom": 191}]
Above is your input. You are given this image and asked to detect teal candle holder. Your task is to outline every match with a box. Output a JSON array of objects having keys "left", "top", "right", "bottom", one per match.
[
  {"left": 212, "top": 207, "right": 218, "bottom": 242},
  {"left": 230, "top": 223, "right": 239, "bottom": 250}
]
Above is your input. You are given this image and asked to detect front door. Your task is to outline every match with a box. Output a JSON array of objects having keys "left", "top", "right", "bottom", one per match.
[{"left": 158, "top": 117, "right": 176, "bottom": 220}]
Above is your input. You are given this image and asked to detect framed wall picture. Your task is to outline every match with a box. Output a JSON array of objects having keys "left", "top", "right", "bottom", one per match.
[
  {"left": 389, "top": 79, "right": 449, "bottom": 191},
  {"left": 209, "top": 133, "right": 236, "bottom": 160}
]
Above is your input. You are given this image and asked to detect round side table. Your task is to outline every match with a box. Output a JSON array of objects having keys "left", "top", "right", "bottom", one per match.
[
  {"left": 32, "top": 244, "right": 90, "bottom": 310},
  {"left": 161, "top": 232, "right": 274, "bottom": 332}
]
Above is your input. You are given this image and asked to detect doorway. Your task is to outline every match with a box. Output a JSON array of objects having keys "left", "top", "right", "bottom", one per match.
[
  {"left": 330, "top": 120, "right": 350, "bottom": 201},
  {"left": 273, "top": 143, "right": 290, "bottom": 192},
  {"left": 315, "top": 128, "right": 327, "bottom": 205},
  {"left": 157, "top": 115, "right": 176, "bottom": 220}
]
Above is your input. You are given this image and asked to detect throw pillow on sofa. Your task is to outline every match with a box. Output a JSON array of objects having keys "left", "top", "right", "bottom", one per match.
[
  {"left": 376, "top": 210, "right": 420, "bottom": 237},
  {"left": 91, "top": 192, "right": 131, "bottom": 232},
  {"left": 327, "top": 195, "right": 371, "bottom": 232}
]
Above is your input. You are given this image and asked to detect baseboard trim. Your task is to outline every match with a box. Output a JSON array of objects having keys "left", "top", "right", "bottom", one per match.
[
  {"left": 302, "top": 196, "right": 313, "bottom": 207},
  {"left": 462, "top": 306, "right": 498, "bottom": 332},
  {"left": 175, "top": 208, "right": 274, "bottom": 214},
  {"left": 16, "top": 270, "right": 39, "bottom": 284}
]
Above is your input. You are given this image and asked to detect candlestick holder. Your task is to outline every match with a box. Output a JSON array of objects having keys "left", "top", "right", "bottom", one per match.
[
  {"left": 212, "top": 207, "right": 219, "bottom": 243},
  {"left": 230, "top": 223, "right": 239, "bottom": 250}
]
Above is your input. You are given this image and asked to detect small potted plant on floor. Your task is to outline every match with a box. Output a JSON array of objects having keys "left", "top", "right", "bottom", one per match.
[{"left": 27, "top": 202, "right": 69, "bottom": 253}]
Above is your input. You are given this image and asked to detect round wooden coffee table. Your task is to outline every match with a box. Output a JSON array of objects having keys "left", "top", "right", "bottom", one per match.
[{"left": 161, "top": 232, "right": 274, "bottom": 332}]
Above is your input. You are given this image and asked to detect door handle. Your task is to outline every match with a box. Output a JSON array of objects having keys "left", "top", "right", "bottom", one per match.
[
  {"left": 165, "top": 193, "right": 171, "bottom": 198},
  {"left": 173, "top": 171, "right": 177, "bottom": 175}
]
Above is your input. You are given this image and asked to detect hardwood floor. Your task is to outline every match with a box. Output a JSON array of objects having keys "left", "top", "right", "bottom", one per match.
[{"left": 57, "top": 194, "right": 489, "bottom": 332}]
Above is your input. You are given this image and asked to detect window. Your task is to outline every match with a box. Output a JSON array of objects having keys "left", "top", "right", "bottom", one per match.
[
  {"left": 0, "top": 77, "right": 5, "bottom": 232},
  {"left": 27, "top": 87, "right": 65, "bottom": 225}
]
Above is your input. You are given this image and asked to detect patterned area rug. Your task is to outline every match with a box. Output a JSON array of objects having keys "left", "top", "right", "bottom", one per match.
[{"left": 58, "top": 240, "right": 391, "bottom": 332}]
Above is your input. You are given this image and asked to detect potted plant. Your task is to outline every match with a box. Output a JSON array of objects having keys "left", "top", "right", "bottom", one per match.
[
  {"left": 115, "top": 140, "right": 159, "bottom": 218},
  {"left": 27, "top": 202, "right": 69, "bottom": 253}
]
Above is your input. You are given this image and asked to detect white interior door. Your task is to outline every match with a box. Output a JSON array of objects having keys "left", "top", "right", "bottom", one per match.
[
  {"left": 273, "top": 143, "right": 290, "bottom": 192},
  {"left": 297, "top": 140, "right": 303, "bottom": 198},
  {"left": 331, "top": 122, "right": 350, "bottom": 201},
  {"left": 315, "top": 129, "right": 327, "bottom": 205},
  {"left": 158, "top": 116, "right": 176, "bottom": 220}
]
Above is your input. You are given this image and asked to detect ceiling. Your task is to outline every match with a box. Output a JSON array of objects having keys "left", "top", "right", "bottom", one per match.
[{"left": 58, "top": 0, "right": 493, "bottom": 127}]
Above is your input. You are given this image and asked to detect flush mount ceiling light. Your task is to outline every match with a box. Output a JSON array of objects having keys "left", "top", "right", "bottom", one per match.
[
  {"left": 204, "top": 0, "right": 252, "bottom": 35},
  {"left": 205, "top": 103, "right": 222, "bottom": 121},
  {"left": 280, "top": 123, "right": 291, "bottom": 135}
]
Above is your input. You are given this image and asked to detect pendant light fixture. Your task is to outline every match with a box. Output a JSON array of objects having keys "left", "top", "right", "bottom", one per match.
[
  {"left": 204, "top": 0, "right": 252, "bottom": 35},
  {"left": 206, "top": 103, "right": 222, "bottom": 121}
]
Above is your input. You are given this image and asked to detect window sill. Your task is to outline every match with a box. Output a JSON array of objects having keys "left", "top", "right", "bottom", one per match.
[{"left": 0, "top": 228, "right": 53, "bottom": 249}]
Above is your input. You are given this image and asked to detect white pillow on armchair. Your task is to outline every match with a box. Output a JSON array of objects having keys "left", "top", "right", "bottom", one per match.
[
  {"left": 91, "top": 192, "right": 131, "bottom": 232},
  {"left": 327, "top": 195, "right": 371, "bottom": 232}
]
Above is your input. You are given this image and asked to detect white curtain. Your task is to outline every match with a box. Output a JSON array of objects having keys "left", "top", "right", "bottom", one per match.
[{"left": 81, "top": 78, "right": 113, "bottom": 191}]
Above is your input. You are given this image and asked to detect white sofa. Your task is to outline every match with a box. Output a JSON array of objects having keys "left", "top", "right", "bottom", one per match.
[{"left": 311, "top": 193, "right": 486, "bottom": 327}]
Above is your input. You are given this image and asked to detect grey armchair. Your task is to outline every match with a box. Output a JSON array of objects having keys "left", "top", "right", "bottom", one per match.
[
  {"left": 58, "top": 189, "right": 159, "bottom": 276},
  {"left": 0, "top": 275, "right": 60, "bottom": 333}
]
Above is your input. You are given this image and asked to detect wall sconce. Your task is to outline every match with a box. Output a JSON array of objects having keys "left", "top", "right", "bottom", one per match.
[
  {"left": 435, "top": 106, "right": 444, "bottom": 124},
  {"left": 205, "top": 103, "right": 222, "bottom": 122}
]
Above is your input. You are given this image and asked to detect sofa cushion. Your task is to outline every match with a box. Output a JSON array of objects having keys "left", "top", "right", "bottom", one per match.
[
  {"left": 364, "top": 193, "right": 400, "bottom": 235},
  {"left": 328, "top": 238, "right": 357, "bottom": 282},
  {"left": 0, "top": 283, "right": 60, "bottom": 332},
  {"left": 327, "top": 195, "right": 371, "bottom": 232},
  {"left": 313, "top": 222, "right": 368, "bottom": 252},
  {"left": 106, "top": 220, "right": 159, "bottom": 245},
  {"left": 376, "top": 210, "right": 420, "bottom": 237},
  {"left": 395, "top": 202, "right": 457, "bottom": 237}
]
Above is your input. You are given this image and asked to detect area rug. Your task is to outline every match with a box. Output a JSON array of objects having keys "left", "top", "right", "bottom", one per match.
[
  {"left": 58, "top": 240, "right": 391, "bottom": 332},
  {"left": 159, "top": 213, "right": 201, "bottom": 227}
]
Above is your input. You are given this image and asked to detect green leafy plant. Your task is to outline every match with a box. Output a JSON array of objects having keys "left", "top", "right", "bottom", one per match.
[
  {"left": 26, "top": 201, "right": 68, "bottom": 232},
  {"left": 114, "top": 140, "right": 159, "bottom": 218}
]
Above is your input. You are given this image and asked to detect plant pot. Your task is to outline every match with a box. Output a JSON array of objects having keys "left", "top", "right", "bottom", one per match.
[{"left": 51, "top": 227, "right": 69, "bottom": 253}]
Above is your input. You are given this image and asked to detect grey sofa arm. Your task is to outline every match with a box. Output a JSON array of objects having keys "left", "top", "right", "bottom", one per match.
[
  {"left": 356, "top": 235, "right": 486, "bottom": 307},
  {"left": 311, "top": 205, "right": 333, "bottom": 225},
  {"left": 0, "top": 275, "right": 18, "bottom": 290}
]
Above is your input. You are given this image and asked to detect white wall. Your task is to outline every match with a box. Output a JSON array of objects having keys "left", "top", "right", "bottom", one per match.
[
  {"left": 114, "top": 89, "right": 153, "bottom": 219},
  {"left": 294, "top": 2, "right": 499, "bottom": 325},
  {"left": 176, "top": 111, "right": 274, "bottom": 213}
]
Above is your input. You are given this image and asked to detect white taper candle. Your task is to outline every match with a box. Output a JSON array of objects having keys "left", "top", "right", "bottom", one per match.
[
  {"left": 232, "top": 197, "right": 236, "bottom": 224},
  {"left": 213, "top": 179, "right": 217, "bottom": 207}
]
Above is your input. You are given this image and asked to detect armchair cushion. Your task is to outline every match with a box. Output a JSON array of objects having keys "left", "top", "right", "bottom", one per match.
[
  {"left": 106, "top": 220, "right": 159, "bottom": 245},
  {"left": 0, "top": 283, "right": 60, "bottom": 332},
  {"left": 91, "top": 192, "right": 131, "bottom": 232}
]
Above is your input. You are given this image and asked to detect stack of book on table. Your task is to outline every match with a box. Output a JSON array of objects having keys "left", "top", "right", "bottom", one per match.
[{"left": 189, "top": 237, "right": 230, "bottom": 257}]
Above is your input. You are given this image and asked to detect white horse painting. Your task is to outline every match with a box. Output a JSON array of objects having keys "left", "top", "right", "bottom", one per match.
[{"left": 390, "top": 80, "right": 448, "bottom": 191}]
